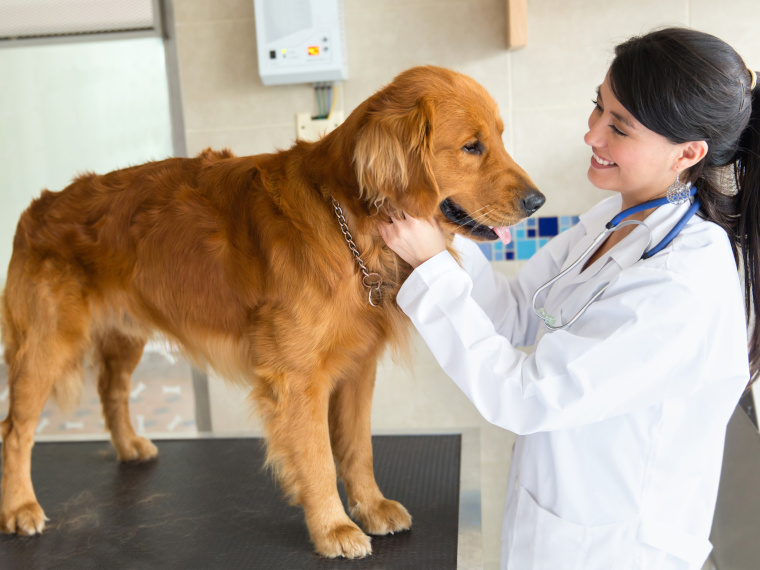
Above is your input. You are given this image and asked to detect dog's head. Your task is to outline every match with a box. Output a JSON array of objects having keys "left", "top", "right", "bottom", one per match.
[{"left": 353, "top": 66, "right": 544, "bottom": 241}]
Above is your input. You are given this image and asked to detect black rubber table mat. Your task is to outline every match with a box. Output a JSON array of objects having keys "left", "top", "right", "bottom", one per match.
[{"left": 0, "top": 435, "right": 461, "bottom": 569}]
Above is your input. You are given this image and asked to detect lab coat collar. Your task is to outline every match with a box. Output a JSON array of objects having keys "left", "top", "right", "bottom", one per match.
[
  {"left": 608, "top": 195, "right": 699, "bottom": 270},
  {"left": 563, "top": 193, "right": 700, "bottom": 284},
  {"left": 578, "top": 193, "right": 623, "bottom": 237},
  {"left": 558, "top": 195, "right": 621, "bottom": 275}
]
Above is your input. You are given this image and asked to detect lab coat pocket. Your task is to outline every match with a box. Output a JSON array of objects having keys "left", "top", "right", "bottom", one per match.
[
  {"left": 638, "top": 521, "right": 713, "bottom": 568},
  {"left": 504, "top": 484, "right": 636, "bottom": 570}
]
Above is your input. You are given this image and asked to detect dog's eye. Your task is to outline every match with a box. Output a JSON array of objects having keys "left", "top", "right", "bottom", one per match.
[{"left": 462, "top": 141, "right": 483, "bottom": 155}]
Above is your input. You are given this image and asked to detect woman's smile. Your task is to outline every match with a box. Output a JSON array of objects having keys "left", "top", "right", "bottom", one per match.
[{"left": 591, "top": 151, "right": 617, "bottom": 168}]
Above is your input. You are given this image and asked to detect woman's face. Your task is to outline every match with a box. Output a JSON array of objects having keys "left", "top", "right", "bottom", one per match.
[{"left": 584, "top": 73, "right": 685, "bottom": 204}]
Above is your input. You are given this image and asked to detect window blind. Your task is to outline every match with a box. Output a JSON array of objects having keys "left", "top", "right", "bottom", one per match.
[{"left": 0, "top": 0, "right": 156, "bottom": 40}]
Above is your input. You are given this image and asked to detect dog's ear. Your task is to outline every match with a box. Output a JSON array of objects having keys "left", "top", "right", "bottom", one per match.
[{"left": 353, "top": 97, "right": 439, "bottom": 218}]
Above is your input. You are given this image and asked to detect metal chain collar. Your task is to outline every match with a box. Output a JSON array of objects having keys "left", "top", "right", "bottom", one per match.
[{"left": 331, "top": 198, "right": 383, "bottom": 306}]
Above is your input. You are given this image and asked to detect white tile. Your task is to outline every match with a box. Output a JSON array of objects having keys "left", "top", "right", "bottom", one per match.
[
  {"left": 512, "top": 105, "right": 612, "bottom": 217},
  {"left": 511, "top": 0, "right": 688, "bottom": 110},
  {"left": 176, "top": 19, "right": 314, "bottom": 132},
  {"left": 342, "top": 0, "right": 511, "bottom": 118},
  {"left": 690, "top": 0, "right": 760, "bottom": 69},
  {"left": 173, "top": 0, "right": 254, "bottom": 23},
  {"left": 185, "top": 125, "right": 298, "bottom": 157}
]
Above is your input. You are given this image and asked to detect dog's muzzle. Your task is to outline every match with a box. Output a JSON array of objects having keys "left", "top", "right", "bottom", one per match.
[{"left": 439, "top": 198, "right": 500, "bottom": 239}]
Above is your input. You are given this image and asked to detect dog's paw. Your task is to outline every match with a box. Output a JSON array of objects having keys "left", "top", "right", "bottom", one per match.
[
  {"left": 0, "top": 501, "right": 47, "bottom": 535},
  {"left": 352, "top": 498, "right": 412, "bottom": 535},
  {"left": 115, "top": 436, "right": 159, "bottom": 462},
  {"left": 313, "top": 522, "right": 372, "bottom": 559}
]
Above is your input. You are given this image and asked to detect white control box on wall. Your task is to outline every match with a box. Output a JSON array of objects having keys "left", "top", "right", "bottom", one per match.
[{"left": 253, "top": 0, "right": 348, "bottom": 86}]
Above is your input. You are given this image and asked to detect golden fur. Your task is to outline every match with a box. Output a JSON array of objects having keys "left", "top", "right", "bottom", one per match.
[{"left": 0, "top": 66, "right": 540, "bottom": 558}]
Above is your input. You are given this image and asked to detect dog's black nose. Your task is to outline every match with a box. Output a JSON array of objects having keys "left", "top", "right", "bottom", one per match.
[{"left": 522, "top": 190, "right": 546, "bottom": 215}]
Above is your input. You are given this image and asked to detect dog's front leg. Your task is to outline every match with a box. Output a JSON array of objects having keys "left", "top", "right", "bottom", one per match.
[
  {"left": 259, "top": 373, "right": 372, "bottom": 559},
  {"left": 328, "top": 358, "right": 412, "bottom": 536}
]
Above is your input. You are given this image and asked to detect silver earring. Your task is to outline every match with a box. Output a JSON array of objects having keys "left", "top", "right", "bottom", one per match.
[{"left": 666, "top": 168, "right": 690, "bottom": 204}]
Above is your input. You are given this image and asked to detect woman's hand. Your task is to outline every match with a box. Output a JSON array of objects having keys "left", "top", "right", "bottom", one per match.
[{"left": 378, "top": 213, "right": 447, "bottom": 268}]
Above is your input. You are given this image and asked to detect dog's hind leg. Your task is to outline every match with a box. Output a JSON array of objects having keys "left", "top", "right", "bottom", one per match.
[
  {"left": 256, "top": 372, "right": 373, "bottom": 559},
  {"left": 95, "top": 331, "right": 157, "bottom": 462},
  {"left": 0, "top": 270, "right": 89, "bottom": 535},
  {"left": 329, "top": 357, "right": 412, "bottom": 536}
]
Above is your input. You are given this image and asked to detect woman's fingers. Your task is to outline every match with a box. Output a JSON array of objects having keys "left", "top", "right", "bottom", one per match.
[{"left": 376, "top": 211, "right": 447, "bottom": 269}]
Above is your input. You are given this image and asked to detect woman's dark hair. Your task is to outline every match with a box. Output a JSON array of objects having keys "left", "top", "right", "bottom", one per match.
[{"left": 609, "top": 27, "right": 760, "bottom": 387}]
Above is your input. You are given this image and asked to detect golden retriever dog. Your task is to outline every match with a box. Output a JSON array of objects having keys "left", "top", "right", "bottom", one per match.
[{"left": 0, "top": 65, "right": 542, "bottom": 558}]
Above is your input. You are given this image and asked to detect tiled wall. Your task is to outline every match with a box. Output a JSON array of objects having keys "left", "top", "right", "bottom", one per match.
[{"left": 477, "top": 215, "right": 579, "bottom": 261}]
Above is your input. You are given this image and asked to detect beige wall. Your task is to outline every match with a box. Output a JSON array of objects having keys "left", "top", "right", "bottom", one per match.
[
  {"left": 172, "top": 2, "right": 760, "bottom": 568},
  {"left": 172, "top": 0, "right": 760, "bottom": 218}
]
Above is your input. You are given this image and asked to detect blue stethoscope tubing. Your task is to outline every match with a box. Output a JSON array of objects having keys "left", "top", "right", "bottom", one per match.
[{"left": 532, "top": 187, "right": 701, "bottom": 331}]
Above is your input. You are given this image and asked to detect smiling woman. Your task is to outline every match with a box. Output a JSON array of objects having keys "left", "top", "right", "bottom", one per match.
[
  {"left": 379, "top": 27, "right": 760, "bottom": 570},
  {"left": 585, "top": 76, "right": 708, "bottom": 209}
]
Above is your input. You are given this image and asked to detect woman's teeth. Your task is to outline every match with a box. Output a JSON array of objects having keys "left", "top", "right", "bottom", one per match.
[{"left": 593, "top": 153, "right": 616, "bottom": 166}]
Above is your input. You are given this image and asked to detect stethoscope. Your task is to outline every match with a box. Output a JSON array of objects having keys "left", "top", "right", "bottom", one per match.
[{"left": 532, "top": 187, "right": 700, "bottom": 331}]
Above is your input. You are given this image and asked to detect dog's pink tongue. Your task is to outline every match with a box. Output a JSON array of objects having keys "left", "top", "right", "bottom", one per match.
[{"left": 494, "top": 226, "right": 511, "bottom": 244}]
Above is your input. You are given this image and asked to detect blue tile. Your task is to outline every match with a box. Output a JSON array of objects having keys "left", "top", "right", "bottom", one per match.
[
  {"left": 538, "top": 217, "right": 559, "bottom": 237},
  {"left": 478, "top": 215, "right": 581, "bottom": 261},
  {"left": 477, "top": 243, "right": 492, "bottom": 259},
  {"left": 516, "top": 240, "right": 537, "bottom": 260}
]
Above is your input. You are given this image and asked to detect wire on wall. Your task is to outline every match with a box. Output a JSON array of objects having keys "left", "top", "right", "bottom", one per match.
[{"left": 313, "top": 82, "right": 335, "bottom": 120}]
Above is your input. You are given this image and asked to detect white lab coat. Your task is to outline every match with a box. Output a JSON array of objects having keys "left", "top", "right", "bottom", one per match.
[{"left": 397, "top": 194, "right": 749, "bottom": 569}]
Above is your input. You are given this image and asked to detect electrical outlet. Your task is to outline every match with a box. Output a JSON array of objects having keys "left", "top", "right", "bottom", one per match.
[{"left": 296, "top": 111, "right": 345, "bottom": 142}]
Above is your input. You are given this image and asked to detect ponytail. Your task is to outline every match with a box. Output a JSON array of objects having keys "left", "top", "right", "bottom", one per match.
[{"left": 735, "top": 78, "right": 760, "bottom": 385}]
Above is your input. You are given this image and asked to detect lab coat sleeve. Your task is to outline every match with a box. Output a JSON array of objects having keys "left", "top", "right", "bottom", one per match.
[
  {"left": 451, "top": 231, "right": 577, "bottom": 347},
  {"left": 397, "top": 251, "right": 707, "bottom": 434}
]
